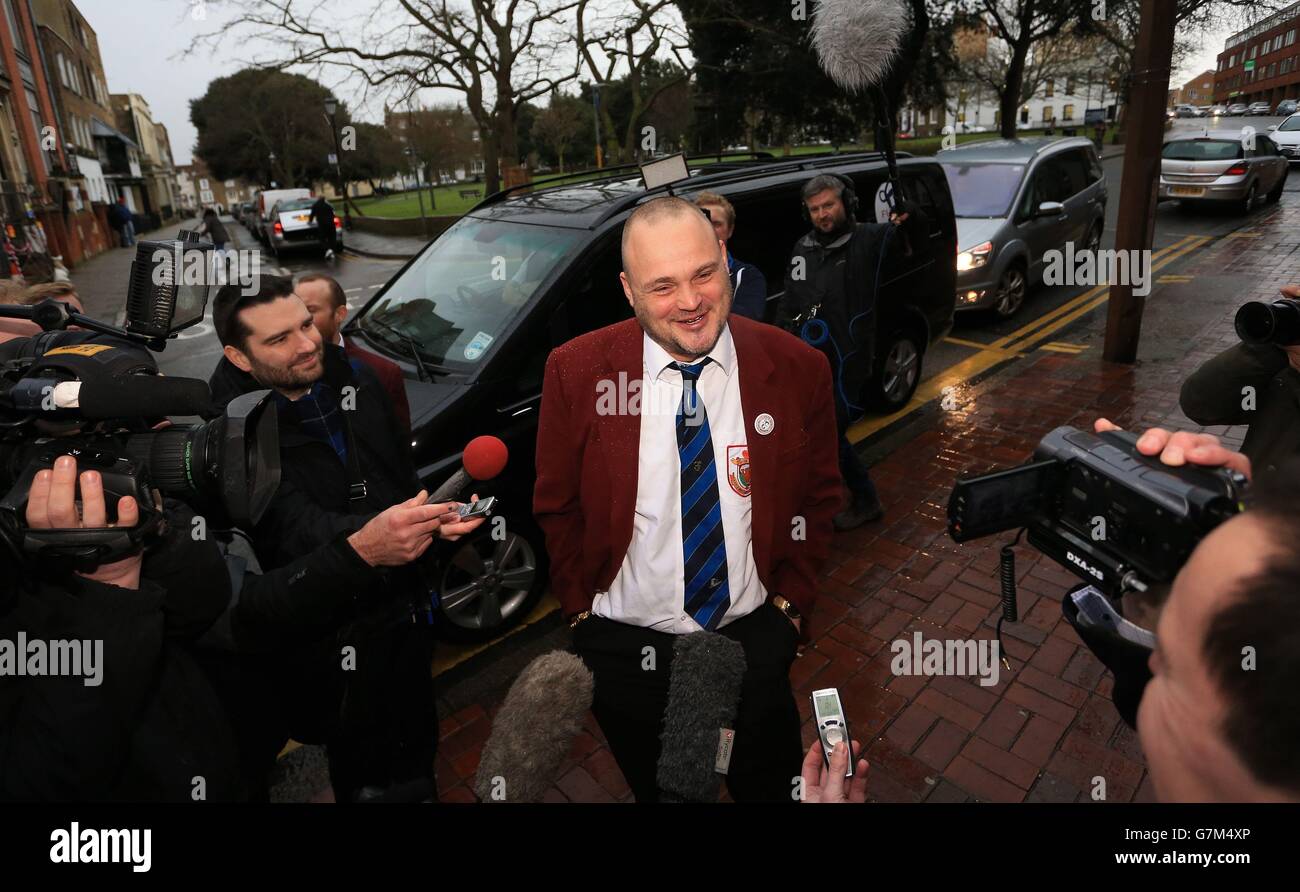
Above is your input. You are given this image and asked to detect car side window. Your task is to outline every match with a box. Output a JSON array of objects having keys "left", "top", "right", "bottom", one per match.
[
  {"left": 1256, "top": 136, "right": 1277, "bottom": 156},
  {"left": 1057, "top": 151, "right": 1091, "bottom": 196},
  {"left": 559, "top": 232, "right": 632, "bottom": 342}
]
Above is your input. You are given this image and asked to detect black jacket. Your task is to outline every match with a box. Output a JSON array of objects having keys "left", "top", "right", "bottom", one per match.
[
  {"left": 0, "top": 560, "right": 242, "bottom": 802},
  {"left": 209, "top": 344, "right": 420, "bottom": 570},
  {"left": 776, "top": 205, "right": 926, "bottom": 423},
  {"left": 1179, "top": 342, "right": 1300, "bottom": 476}
]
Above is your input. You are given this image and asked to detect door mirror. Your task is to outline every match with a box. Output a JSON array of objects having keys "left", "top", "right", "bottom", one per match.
[{"left": 1036, "top": 201, "right": 1065, "bottom": 217}]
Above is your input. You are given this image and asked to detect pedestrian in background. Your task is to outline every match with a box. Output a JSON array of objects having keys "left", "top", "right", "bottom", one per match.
[
  {"left": 109, "top": 196, "right": 135, "bottom": 248},
  {"left": 311, "top": 196, "right": 338, "bottom": 262}
]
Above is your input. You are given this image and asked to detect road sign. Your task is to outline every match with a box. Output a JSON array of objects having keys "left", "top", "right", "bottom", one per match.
[{"left": 1245, "top": 59, "right": 1255, "bottom": 71}]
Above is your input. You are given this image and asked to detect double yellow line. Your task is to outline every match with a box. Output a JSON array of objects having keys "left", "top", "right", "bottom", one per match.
[{"left": 849, "top": 233, "right": 1214, "bottom": 442}]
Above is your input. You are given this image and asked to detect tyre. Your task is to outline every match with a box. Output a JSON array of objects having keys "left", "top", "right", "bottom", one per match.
[
  {"left": 867, "top": 328, "right": 923, "bottom": 413},
  {"left": 992, "top": 262, "right": 1028, "bottom": 319},
  {"left": 1238, "top": 181, "right": 1258, "bottom": 214},
  {"left": 1266, "top": 169, "right": 1287, "bottom": 203},
  {"left": 433, "top": 515, "right": 549, "bottom": 644}
]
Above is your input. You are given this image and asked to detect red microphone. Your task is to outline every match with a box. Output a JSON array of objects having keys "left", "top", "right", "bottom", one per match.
[{"left": 427, "top": 435, "right": 508, "bottom": 503}]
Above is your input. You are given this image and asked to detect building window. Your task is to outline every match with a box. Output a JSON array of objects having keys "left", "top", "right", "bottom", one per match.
[
  {"left": 1063, "top": 104, "right": 1075, "bottom": 120},
  {"left": 1230, "top": 53, "right": 1236, "bottom": 67},
  {"left": 1288, "top": 29, "right": 1297, "bottom": 46},
  {"left": 1066, "top": 76, "right": 1075, "bottom": 95},
  {"left": 1042, "top": 105, "right": 1054, "bottom": 122},
  {"left": 1046, "top": 79, "right": 1054, "bottom": 97},
  {"left": 1275, "top": 35, "right": 1283, "bottom": 52},
  {"left": 1250, "top": 45, "right": 1257, "bottom": 59}
]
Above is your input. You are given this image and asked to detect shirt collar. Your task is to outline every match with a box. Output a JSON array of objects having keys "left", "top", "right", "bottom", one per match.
[{"left": 642, "top": 321, "right": 736, "bottom": 382}]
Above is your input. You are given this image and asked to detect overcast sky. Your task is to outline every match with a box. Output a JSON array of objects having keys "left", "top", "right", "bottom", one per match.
[{"left": 77, "top": 0, "right": 1241, "bottom": 167}]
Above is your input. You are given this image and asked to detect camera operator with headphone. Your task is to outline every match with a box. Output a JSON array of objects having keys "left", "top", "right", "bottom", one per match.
[{"left": 775, "top": 173, "right": 926, "bottom": 530}]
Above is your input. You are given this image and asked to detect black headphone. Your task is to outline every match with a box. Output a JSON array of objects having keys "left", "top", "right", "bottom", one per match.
[{"left": 800, "top": 173, "right": 859, "bottom": 223}]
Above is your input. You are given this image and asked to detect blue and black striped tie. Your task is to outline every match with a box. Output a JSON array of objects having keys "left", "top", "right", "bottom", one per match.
[{"left": 676, "top": 360, "right": 730, "bottom": 630}]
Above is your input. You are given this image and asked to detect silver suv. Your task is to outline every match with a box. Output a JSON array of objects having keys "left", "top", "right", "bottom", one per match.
[{"left": 938, "top": 137, "right": 1108, "bottom": 318}]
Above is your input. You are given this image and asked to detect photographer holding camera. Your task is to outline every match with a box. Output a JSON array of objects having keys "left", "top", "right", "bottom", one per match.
[
  {"left": 802, "top": 420, "right": 1298, "bottom": 803},
  {"left": 0, "top": 455, "right": 245, "bottom": 801},
  {"left": 1180, "top": 284, "right": 1300, "bottom": 477},
  {"left": 207, "top": 276, "right": 483, "bottom": 802}
]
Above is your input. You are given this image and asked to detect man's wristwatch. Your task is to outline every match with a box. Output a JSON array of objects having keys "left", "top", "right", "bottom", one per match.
[{"left": 772, "top": 595, "right": 801, "bottom": 622}]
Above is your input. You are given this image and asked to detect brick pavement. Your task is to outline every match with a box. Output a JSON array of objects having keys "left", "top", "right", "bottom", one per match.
[{"left": 430, "top": 194, "right": 1299, "bottom": 803}]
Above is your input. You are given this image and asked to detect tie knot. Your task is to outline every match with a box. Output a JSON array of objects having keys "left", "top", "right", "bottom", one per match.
[{"left": 675, "top": 359, "right": 710, "bottom": 382}]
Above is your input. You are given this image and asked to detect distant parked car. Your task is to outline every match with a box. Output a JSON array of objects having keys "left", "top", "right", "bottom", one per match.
[
  {"left": 1227, "top": 103, "right": 1250, "bottom": 116},
  {"left": 265, "top": 197, "right": 342, "bottom": 258},
  {"left": 1159, "top": 130, "right": 1289, "bottom": 213},
  {"left": 1210, "top": 105, "right": 1229, "bottom": 116},
  {"left": 938, "top": 136, "right": 1107, "bottom": 319},
  {"left": 1267, "top": 113, "right": 1300, "bottom": 162},
  {"left": 1175, "top": 104, "right": 1203, "bottom": 118},
  {"left": 1249, "top": 101, "right": 1273, "bottom": 116},
  {"left": 1275, "top": 99, "right": 1297, "bottom": 116}
]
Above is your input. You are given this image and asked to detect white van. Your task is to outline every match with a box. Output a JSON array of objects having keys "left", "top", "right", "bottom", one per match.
[{"left": 254, "top": 188, "right": 313, "bottom": 242}]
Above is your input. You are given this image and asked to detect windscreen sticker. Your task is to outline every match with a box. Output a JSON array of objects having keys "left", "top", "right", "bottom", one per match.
[{"left": 464, "top": 331, "right": 494, "bottom": 361}]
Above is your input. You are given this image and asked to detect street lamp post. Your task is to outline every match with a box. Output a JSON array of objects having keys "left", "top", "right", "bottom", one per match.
[{"left": 323, "top": 97, "right": 351, "bottom": 230}]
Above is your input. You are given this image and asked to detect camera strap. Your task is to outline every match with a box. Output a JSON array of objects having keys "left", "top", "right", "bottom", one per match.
[{"left": 341, "top": 414, "right": 368, "bottom": 503}]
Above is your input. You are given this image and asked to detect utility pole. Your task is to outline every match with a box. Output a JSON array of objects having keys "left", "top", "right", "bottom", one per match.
[
  {"left": 592, "top": 86, "right": 604, "bottom": 168},
  {"left": 1103, "top": 0, "right": 1177, "bottom": 364}
]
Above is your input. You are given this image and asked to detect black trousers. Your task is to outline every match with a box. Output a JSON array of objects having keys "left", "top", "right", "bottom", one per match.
[{"left": 574, "top": 602, "right": 803, "bottom": 803}]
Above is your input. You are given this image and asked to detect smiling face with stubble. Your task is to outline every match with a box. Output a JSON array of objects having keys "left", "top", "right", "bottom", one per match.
[{"left": 620, "top": 203, "right": 733, "bottom": 363}]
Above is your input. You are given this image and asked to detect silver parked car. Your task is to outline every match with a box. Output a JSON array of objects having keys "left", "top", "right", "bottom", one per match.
[
  {"left": 938, "top": 137, "right": 1108, "bottom": 319},
  {"left": 1159, "top": 131, "right": 1289, "bottom": 212},
  {"left": 1227, "top": 103, "right": 1250, "bottom": 116},
  {"left": 1248, "top": 101, "right": 1273, "bottom": 116}
]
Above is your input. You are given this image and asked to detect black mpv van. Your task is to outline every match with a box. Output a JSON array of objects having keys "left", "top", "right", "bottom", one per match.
[{"left": 344, "top": 151, "right": 957, "bottom": 640}]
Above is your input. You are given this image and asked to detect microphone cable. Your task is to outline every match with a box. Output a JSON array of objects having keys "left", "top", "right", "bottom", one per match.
[{"left": 996, "top": 527, "right": 1026, "bottom": 671}]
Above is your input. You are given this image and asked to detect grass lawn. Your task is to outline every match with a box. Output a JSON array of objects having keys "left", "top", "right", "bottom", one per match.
[
  {"left": 349, "top": 127, "right": 1123, "bottom": 218},
  {"left": 350, "top": 185, "right": 485, "bottom": 219}
]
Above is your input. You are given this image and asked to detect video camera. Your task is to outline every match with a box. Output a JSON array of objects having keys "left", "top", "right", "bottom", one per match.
[
  {"left": 947, "top": 425, "right": 1247, "bottom": 725},
  {"left": 0, "top": 233, "right": 279, "bottom": 573}
]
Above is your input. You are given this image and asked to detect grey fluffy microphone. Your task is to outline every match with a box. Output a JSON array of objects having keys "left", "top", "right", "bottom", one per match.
[
  {"left": 811, "top": 0, "right": 910, "bottom": 209},
  {"left": 474, "top": 650, "right": 594, "bottom": 802},
  {"left": 810, "top": 0, "right": 908, "bottom": 93},
  {"left": 656, "top": 631, "right": 748, "bottom": 803}
]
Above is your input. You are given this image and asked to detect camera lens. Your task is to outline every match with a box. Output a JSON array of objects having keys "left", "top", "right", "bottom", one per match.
[
  {"left": 1235, "top": 299, "right": 1300, "bottom": 346},
  {"left": 121, "top": 425, "right": 211, "bottom": 504}
]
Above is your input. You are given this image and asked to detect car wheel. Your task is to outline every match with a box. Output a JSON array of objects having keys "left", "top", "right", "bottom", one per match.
[
  {"left": 993, "top": 263, "right": 1028, "bottom": 318},
  {"left": 868, "top": 328, "right": 923, "bottom": 412},
  {"left": 434, "top": 518, "right": 548, "bottom": 643},
  {"left": 1239, "top": 181, "right": 1258, "bottom": 214},
  {"left": 1267, "top": 169, "right": 1287, "bottom": 203}
]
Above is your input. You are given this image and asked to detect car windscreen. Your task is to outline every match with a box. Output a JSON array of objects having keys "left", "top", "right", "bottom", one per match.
[
  {"left": 357, "top": 215, "right": 582, "bottom": 369},
  {"left": 1278, "top": 115, "right": 1300, "bottom": 131},
  {"left": 940, "top": 162, "right": 1025, "bottom": 217},
  {"left": 1161, "top": 140, "right": 1243, "bottom": 161}
]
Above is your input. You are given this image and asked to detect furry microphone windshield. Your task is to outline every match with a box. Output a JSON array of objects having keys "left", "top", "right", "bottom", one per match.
[
  {"left": 474, "top": 650, "right": 595, "bottom": 803},
  {"left": 810, "top": 0, "right": 909, "bottom": 94}
]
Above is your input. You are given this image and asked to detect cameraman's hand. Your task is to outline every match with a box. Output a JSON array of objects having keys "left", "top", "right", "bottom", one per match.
[
  {"left": 26, "top": 455, "right": 142, "bottom": 590},
  {"left": 437, "top": 493, "right": 488, "bottom": 542},
  {"left": 1279, "top": 284, "right": 1300, "bottom": 299},
  {"left": 1094, "top": 418, "right": 1252, "bottom": 481},
  {"left": 800, "top": 739, "right": 868, "bottom": 803},
  {"left": 347, "top": 490, "right": 446, "bottom": 567}
]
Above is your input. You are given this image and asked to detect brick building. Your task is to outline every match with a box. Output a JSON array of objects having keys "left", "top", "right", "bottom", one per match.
[
  {"left": 1174, "top": 69, "right": 1217, "bottom": 106},
  {"left": 1214, "top": 1, "right": 1300, "bottom": 110}
]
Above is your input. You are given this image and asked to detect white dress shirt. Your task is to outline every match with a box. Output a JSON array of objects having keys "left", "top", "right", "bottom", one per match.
[{"left": 595, "top": 323, "right": 767, "bottom": 632}]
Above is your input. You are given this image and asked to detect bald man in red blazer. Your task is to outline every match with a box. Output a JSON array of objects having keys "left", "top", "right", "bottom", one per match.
[{"left": 533, "top": 196, "right": 842, "bottom": 802}]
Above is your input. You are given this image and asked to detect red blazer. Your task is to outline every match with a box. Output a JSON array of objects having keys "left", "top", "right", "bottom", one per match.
[
  {"left": 533, "top": 315, "right": 842, "bottom": 633},
  {"left": 344, "top": 336, "right": 412, "bottom": 438}
]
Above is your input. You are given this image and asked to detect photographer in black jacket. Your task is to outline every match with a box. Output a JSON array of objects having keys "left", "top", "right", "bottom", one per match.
[
  {"left": 0, "top": 456, "right": 244, "bottom": 801},
  {"left": 206, "top": 276, "right": 484, "bottom": 802},
  {"left": 1180, "top": 284, "right": 1300, "bottom": 478}
]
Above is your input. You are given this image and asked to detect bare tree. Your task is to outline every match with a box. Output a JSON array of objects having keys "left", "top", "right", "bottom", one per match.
[
  {"left": 575, "top": 0, "right": 691, "bottom": 163},
  {"left": 531, "top": 93, "right": 585, "bottom": 171},
  {"left": 193, "top": 0, "right": 580, "bottom": 194}
]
